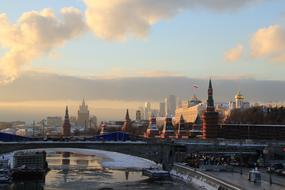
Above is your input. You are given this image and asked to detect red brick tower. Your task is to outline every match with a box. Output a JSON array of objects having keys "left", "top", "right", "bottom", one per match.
[
  {"left": 176, "top": 115, "right": 189, "bottom": 139},
  {"left": 144, "top": 114, "right": 159, "bottom": 138},
  {"left": 160, "top": 116, "right": 175, "bottom": 139},
  {"left": 62, "top": 106, "right": 71, "bottom": 137},
  {"left": 202, "top": 79, "right": 219, "bottom": 139},
  {"left": 122, "top": 109, "right": 131, "bottom": 132}
]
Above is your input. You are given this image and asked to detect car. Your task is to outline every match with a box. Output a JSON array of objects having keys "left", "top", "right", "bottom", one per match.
[{"left": 267, "top": 163, "right": 284, "bottom": 173}]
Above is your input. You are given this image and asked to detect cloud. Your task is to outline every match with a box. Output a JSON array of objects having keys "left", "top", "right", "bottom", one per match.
[
  {"left": 0, "top": 0, "right": 258, "bottom": 84},
  {"left": 224, "top": 44, "right": 243, "bottom": 62},
  {"left": 0, "top": 7, "right": 85, "bottom": 84},
  {"left": 251, "top": 25, "right": 285, "bottom": 62},
  {"left": 84, "top": 0, "right": 257, "bottom": 41}
]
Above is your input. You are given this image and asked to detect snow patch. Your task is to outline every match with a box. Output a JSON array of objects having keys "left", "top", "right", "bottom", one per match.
[{"left": 12, "top": 148, "right": 157, "bottom": 170}]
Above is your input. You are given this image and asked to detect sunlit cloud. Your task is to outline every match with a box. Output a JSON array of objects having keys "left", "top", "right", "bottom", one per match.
[
  {"left": 84, "top": 0, "right": 257, "bottom": 41},
  {"left": 251, "top": 25, "right": 285, "bottom": 63},
  {"left": 0, "top": 0, "right": 259, "bottom": 84},
  {"left": 224, "top": 44, "right": 243, "bottom": 62},
  {"left": 227, "top": 25, "right": 285, "bottom": 63},
  {"left": 0, "top": 8, "right": 85, "bottom": 84}
]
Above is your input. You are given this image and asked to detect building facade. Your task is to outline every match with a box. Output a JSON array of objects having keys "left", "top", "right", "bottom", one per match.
[{"left": 47, "top": 116, "right": 62, "bottom": 127}]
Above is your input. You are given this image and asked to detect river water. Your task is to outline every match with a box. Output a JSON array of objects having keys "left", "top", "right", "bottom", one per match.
[{"left": 1, "top": 151, "right": 198, "bottom": 190}]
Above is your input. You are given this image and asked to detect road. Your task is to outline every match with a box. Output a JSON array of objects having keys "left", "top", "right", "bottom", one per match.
[{"left": 204, "top": 168, "right": 285, "bottom": 190}]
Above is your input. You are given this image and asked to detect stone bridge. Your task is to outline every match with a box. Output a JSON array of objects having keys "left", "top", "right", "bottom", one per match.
[
  {"left": 1, "top": 141, "right": 282, "bottom": 169},
  {"left": 0, "top": 141, "right": 182, "bottom": 170}
]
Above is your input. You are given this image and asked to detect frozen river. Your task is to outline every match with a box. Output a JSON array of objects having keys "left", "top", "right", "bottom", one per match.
[{"left": 1, "top": 148, "right": 198, "bottom": 190}]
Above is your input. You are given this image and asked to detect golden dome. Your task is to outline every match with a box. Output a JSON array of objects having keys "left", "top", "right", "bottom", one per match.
[{"left": 235, "top": 91, "right": 244, "bottom": 100}]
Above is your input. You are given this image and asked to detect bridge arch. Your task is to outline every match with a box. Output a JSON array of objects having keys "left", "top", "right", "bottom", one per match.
[{"left": 0, "top": 142, "right": 177, "bottom": 170}]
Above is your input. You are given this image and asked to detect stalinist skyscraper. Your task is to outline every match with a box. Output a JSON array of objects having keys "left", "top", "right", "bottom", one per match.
[{"left": 77, "top": 98, "right": 90, "bottom": 128}]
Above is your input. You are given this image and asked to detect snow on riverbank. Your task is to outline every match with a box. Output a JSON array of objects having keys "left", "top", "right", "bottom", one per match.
[
  {"left": 170, "top": 169, "right": 217, "bottom": 190},
  {"left": 12, "top": 148, "right": 157, "bottom": 170}
]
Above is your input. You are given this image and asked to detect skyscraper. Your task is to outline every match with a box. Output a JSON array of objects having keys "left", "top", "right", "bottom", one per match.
[
  {"left": 159, "top": 102, "right": 166, "bottom": 117},
  {"left": 77, "top": 98, "right": 90, "bottom": 128},
  {"left": 136, "top": 110, "right": 142, "bottom": 121},
  {"left": 144, "top": 102, "right": 151, "bottom": 120},
  {"left": 62, "top": 106, "right": 71, "bottom": 137},
  {"left": 165, "top": 95, "right": 176, "bottom": 117}
]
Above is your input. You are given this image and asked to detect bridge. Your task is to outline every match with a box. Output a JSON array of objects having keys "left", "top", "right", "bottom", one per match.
[
  {"left": 0, "top": 141, "right": 179, "bottom": 170},
  {"left": 1, "top": 140, "right": 283, "bottom": 170}
]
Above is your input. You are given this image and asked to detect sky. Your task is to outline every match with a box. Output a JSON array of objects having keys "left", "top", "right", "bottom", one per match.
[{"left": 0, "top": 0, "right": 285, "bottom": 122}]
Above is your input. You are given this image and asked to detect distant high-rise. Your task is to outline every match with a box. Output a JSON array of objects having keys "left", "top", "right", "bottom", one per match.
[
  {"left": 136, "top": 110, "right": 142, "bottom": 121},
  {"left": 90, "top": 115, "right": 98, "bottom": 128},
  {"left": 144, "top": 102, "right": 151, "bottom": 120},
  {"left": 165, "top": 95, "right": 176, "bottom": 117},
  {"left": 138, "top": 107, "right": 145, "bottom": 120},
  {"left": 77, "top": 98, "right": 90, "bottom": 128},
  {"left": 159, "top": 102, "right": 166, "bottom": 117},
  {"left": 62, "top": 106, "right": 71, "bottom": 137},
  {"left": 47, "top": 116, "right": 62, "bottom": 127},
  {"left": 202, "top": 79, "right": 219, "bottom": 139}
]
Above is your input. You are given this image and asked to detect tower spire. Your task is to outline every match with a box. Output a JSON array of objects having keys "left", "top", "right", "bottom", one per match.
[
  {"left": 65, "top": 106, "right": 69, "bottom": 117},
  {"left": 122, "top": 109, "right": 131, "bottom": 132},
  {"left": 63, "top": 105, "right": 71, "bottom": 137},
  {"left": 125, "top": 109, "right": 130, "bottom": 121},
  {"left": 209, "top": 78, "right": 212, "bottom": 89},
  {"left": 207, "top": 78, "right": 215, "bottom": 112}
]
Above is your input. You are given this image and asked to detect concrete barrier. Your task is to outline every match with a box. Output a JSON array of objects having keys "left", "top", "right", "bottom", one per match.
[{"left": 171, "top": 163, "right": 242, "bottom": 190}]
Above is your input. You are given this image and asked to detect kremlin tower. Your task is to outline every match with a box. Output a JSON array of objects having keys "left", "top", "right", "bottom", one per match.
[
  {"left": 160, "top": 116, "right": 175, "bottom": 139},
  {"left": 122, "top": 109, "right": 131, "bottom": 132},
  {"left": 202, "top": 79, "right": 219, "bottom": 139},
  {"left": 62, "top": 106, "right": 71, "bottom": 137},
  {"left": 176, "top": 115, "right": 189, "bottom": 139},
  {"left": 144, "top": 114, "right": 159, "bottom": 138}
]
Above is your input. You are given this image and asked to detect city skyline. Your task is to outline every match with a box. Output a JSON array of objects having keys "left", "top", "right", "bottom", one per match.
[{"left": 0, "top": 2, "right": 285, "bottom": 190}]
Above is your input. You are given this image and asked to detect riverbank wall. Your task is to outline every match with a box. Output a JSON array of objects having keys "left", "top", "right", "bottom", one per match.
[{"left": 171, "top": 163, "right": 243, "bottom": 190}]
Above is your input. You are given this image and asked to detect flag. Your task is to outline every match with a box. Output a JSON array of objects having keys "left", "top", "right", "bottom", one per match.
[{"left": 193, "top": 85, "right": 199, "bottom": 88}]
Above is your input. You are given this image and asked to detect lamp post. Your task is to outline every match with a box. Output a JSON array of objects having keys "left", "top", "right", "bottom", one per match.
[
  {"left": 269, "top": 167, "right": 272, "bottom": 185},
  {"left": 240, "top": 141, "right": 243, "bottom": 175}
]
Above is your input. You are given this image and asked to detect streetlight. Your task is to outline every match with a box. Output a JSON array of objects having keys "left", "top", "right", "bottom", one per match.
[
  {"left": 240, "top": 141, "right": 243, "bottom": 175},
  {"left": 269, "top": 167, "right": 272, "bottom": 185}
]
